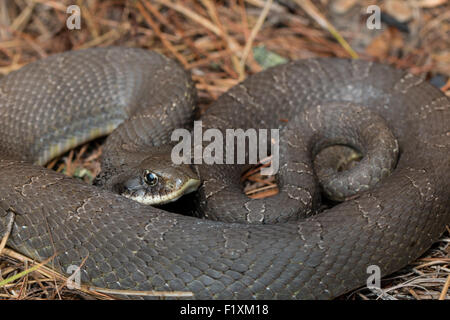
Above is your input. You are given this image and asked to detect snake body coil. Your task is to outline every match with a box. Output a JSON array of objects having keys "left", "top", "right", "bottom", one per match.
[{"left": 0, "top": 47, "right": 449, "bottom": 299}]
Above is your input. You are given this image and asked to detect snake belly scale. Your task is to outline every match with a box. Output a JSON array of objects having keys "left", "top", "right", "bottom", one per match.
[{"left": 0, "top": 47, "right": 448, "bottom": 299}]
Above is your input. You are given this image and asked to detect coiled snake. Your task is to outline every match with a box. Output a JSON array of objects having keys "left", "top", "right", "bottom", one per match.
[{"left": 0, "top": 47, "right": 448, "bottom": 299}]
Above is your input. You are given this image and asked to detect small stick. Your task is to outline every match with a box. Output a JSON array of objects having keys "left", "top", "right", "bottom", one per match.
[
  {"left": 438, "top": 274, "right": 450, "bottom": 300},
  {"left": 137, "top": 1, "right": 189, "bottom": 67},
  {"left": 0, "top": 211, "right": 14, "bottom": 255},
  {"left": 294, "top": 0, "right": 358, "bottom": 58},
  {"left": 239, "top": 0, "right": 273, "bottom": 80}
]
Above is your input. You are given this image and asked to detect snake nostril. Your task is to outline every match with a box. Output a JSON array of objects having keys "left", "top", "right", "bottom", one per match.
[{"left": 112, "top": 183, "right": 126, "bottom": 194}]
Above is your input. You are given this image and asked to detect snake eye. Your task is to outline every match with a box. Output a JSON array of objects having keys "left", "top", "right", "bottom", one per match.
[{"left": 143, "top": 170, "right": 158, "bottom": 186}]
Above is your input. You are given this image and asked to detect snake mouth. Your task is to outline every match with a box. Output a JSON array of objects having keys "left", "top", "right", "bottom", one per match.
[{"left": 122, "top": 178, "right": 201, "bottom": 205}]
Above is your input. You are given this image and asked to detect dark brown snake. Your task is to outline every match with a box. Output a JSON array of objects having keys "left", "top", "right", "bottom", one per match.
[{"left": 0, "top": 47, "right": 449, "bottom": 299}]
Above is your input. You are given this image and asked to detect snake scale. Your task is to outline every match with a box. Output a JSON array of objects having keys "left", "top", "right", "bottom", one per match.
[{"left": 0, "top": 47, "right": 449, "bottom": 299}]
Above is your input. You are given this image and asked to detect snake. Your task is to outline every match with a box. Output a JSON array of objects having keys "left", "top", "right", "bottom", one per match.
[{"left": 0, "top": 47, "right": 449, "bottom": 299}]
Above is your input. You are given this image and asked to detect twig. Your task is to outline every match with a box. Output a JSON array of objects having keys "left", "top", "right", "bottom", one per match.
[
  {"left": 0, "top": 211, "right": 14, "bottom": 255},
  {"left": 294, "top": 0, "right": 358, "bottom": 58},
  {"left": 0, "top": 254, "right": 56, "bottom": 288},
  {"left": 137, "top": 1, "right": 189, "bottom": 67},
  {"left": 439, "top": 274, "right": 450, "bottom": 300},
  {"left": 200, "top": 0, "right": 243, "bottom": 78},
  {"left": 88, "top": 286, "right": 194, "bottom": 297},
  {"left": 154, "top": 0, "right": 243, "bottom": 57},
  {"left": 239, "top": 0, "right": 272, "bottom": 80}
]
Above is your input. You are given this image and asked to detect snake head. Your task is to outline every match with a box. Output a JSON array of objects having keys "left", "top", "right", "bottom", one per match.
[{"left": 95, "top": 146, "right": 201, "bottom": 205}]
